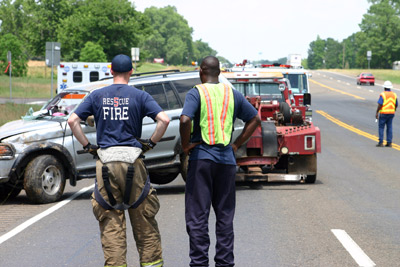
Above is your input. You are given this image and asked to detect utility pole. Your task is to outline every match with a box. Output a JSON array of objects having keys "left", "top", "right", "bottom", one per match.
[{"left": 342, "top": 43, "right": 345, "bottom": 69}]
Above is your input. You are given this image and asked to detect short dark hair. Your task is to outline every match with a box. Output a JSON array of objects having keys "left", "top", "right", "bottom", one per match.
[{"left": 200, "top": 56, "right": 220, "bottom": 77}]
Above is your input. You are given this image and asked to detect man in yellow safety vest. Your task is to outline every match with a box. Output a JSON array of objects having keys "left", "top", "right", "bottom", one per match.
[
  {"left": 180, "top": 56, "right": 261, "bottom": 266},
  {"left": 376, "top": 80, "right": 398, "bottom": 147}
]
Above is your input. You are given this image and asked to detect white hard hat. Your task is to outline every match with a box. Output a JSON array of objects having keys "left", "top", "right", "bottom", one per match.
[{"left": 383, "top": 80, "right": 393, "bottom": 89}]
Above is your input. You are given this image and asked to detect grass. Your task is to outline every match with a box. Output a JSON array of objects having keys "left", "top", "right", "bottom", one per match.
[
  {"left": 0, "top": 103, "right": 42, "bottom": 126},
  {"left": 323, "top": 69, "right": 400, "bottom": 84},
  {"left": 0, "top": 75, "right": 55, "bottom": 99}
]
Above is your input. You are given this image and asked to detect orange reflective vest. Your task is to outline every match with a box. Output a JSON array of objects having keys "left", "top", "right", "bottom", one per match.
[
  {"left": 196, "top": 83, "right": 234, "bottom": 146},
  {"left": 380, "top": 91, "right": 397, "bottom": 114}
]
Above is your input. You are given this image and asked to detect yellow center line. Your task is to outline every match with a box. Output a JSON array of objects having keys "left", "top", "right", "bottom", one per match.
[
  {"left": 310, "top": 79, "right": 366, "bottom": 100},
  {"left": 316, "top": 110, "right": 400, "bottom": 151}
]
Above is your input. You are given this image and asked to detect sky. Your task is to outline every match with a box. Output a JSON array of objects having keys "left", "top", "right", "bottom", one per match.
[{"left": 133, "top": 0, "right": 371, "bottom": 64}]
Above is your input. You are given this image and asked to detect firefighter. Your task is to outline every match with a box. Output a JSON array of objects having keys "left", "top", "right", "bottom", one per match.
[
  {"left": 68, "top": 54, "right": 169, "bottom": 267},
  {"left": 376, "top": 80, "right": 398, "bottom": 147},
  {"left": 179, "top": 56, "right": 260, "bottom": 266}
]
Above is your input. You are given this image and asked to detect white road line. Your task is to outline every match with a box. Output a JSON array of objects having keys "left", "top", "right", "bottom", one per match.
[
  {"left": 331, "top": 229, "right": 376, "bottom": 267},
  {"left": 0, "top": 184, "right": 94, "bottom": 245}
]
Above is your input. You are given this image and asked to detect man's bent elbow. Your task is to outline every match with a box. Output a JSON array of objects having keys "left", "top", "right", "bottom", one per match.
[{"left": 251, "top": 115, "right": 261, "bottom": 127}]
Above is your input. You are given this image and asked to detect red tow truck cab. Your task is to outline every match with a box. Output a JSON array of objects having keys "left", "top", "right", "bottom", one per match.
[{"left": 223, "top": 70, "right": 320, "bottom": 183}]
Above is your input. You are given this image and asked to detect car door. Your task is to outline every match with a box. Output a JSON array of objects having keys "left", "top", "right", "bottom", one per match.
[{"left": 135, "top": 82, "right": 182, "bottom": 160}]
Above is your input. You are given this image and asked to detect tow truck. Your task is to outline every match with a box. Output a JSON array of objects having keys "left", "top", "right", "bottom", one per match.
[{"left": 223, "top": 71, "right": 321, "bottom": 183}]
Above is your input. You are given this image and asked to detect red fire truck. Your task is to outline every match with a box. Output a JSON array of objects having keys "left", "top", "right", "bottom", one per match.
[{"left": 223, "top": 71, "right": 321, "bottom": 183}]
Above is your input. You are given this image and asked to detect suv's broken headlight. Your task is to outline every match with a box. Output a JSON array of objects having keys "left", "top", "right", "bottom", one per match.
[{"left": 0, "top": 143, "right": 15, "bottom": 159}]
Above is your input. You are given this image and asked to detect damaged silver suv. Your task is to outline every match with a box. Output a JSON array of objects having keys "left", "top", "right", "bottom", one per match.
[{"left": 0, "top": 70, "right": 242, "bottom": 203}]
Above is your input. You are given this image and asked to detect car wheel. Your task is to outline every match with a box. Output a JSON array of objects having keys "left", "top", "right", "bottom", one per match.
[
  {"left": 0, "top": 183, "right": 22, "bottom": 202},
  {"left": 180, "top": 153, "right": 189, "bottom": 182},
  {"left": 149, "top": 172, "right": 178, "bottom": 185},
  {"left": 371, "top": 83, "right": 375, "bottom": 86},
  {"left": 24, "top": 155, "right": 66, "bottom": 204},
  {"left": 305, "top": 174, "right": 316, "bottom": 184}
]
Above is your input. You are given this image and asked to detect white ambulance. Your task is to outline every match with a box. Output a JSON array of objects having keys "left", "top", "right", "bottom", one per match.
[{"left": 57, "top": 62, "right": 112, "bottom": 93}]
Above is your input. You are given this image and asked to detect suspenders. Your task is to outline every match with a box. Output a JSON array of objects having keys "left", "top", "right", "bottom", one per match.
[{"left": 94, "top": 164, "right": 151, "bottom": 210}]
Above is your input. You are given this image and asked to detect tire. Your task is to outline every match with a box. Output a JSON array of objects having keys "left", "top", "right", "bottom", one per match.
[
  {"left": 371, "top": 83, "right": 375, "bottom": 86},
  {"left": 24, "top": 155, "right": 66, "bottom": 204},
  {"left": 305, "top": 174, "right": 316, "bottom": 184},
  {"left": 279, "top": 102, "right": 291, "bottom": 124},
  {"left": 0, "top": 183, "right": 22, "bottom": 202},
  {"left": 180, "top": 153, "right": 188, "bottom": 182},
  {"left": 149, "top": 172, "right": 178, "bottom": 185}
]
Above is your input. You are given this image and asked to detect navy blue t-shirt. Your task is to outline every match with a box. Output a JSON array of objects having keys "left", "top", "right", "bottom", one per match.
[
  {"left": 181, "top": 84, "right": 258, "bottom": 165},
  {"left": 74, "top": 84, "right": 162, "bottom": 148}
]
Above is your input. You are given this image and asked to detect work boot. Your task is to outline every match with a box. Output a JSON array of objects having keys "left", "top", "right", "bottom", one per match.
[
  {"left": 376, "top": 142, "right": 384, "bottom": 147},
  {"left": 385, "top": 142, "right": 392, "bottom": 147}
]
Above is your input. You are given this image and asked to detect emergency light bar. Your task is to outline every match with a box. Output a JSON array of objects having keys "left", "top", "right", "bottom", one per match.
[
  {"left": 261, "top": 64, "right": 292, "bottom": 69},
  {"left": 223, "top": 72, "right": 283, "bottom": 79}
]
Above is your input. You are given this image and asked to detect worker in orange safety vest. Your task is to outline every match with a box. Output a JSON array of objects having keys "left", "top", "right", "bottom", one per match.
[{"left": 376, "top": 80, "right": 398, "bottom": 147}]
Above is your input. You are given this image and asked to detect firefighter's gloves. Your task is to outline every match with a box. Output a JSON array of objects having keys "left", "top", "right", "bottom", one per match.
[
  {"left": 83, "top": 142, "right": 98, "bottom": 156},
  {"left": 139, "top": 138, "right": 156, "bottom": 154}
]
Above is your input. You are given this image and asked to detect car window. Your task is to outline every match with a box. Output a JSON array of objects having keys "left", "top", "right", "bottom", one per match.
[
  {"left": 73, "top": 71, "right": 83, "bottom": 83},
  {"left": 172, "top": 78, "right": 201, "bottom": 104},
  {"left": 283, "top": 74, "right": 308, "bottom": 94},
  {"left": 164, "top": 83, "right": 181, "bottom": 110},
  {"left": 135, "top": 82, "right": 181, "bottom": 110}
]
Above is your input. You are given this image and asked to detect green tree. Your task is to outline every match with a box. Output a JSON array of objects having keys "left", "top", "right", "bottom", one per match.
[
  {"left": 0, "top": 33, "right": 27, "bottom": 76},
  {"left": 193, "top": 39, "right": 217, "bottom": 64},
  {"left": 0, "top": 0, "right": 26, "bottom": 37},
  {"left": 307, "top": 36, "right": 326, "bottom": 69},
  {"left": 325, "top": 38, "right": 342, "bottom": 69},
  {"left": 57, "top": 0, "right": 151, "bottom": 61},
  {"left": 22, "top": 0, "right": 74, "bottom": 58},
  {"left": 141, "top": 6, "right": 194, "bottom": 65},
  {"left": 359, "top": 0, "right": 400, "bottom": 68},
  {"left": 79, "top": 41, "right": 107, "bottom": 62}
]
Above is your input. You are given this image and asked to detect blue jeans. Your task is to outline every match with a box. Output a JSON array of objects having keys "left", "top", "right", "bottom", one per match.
[{"left": 378, "top": 113, "right": 395, "bottom": 143}]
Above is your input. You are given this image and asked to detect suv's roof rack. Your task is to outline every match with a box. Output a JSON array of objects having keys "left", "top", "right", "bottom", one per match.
[
  {"left": 130, "top": 69, "right": 180, "bottom": 77},
  {"left": 99, "top": 69, "right": 181, "bottom": 81}
]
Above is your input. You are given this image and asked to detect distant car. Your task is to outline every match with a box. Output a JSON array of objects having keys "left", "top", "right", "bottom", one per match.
[{"left": 357, "top": 72, "right": 375, "bottom": 85}]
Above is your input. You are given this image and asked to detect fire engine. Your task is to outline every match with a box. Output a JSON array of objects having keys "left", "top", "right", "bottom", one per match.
[
  {"left": 57, "top": 62, "right": 112, "bottom": 93},
  {"left": 223, "top": 70, "right": 321, "bottom": 183},
  {"left": 229, "top": 60, "right": 312, "bottom": 108},
  {"left": 257, "top": 64, "right": 311, "bottom": 107}
]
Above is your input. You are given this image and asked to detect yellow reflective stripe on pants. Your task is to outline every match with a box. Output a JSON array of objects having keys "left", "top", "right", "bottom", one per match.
[
  {"left": 141, "top": 259, "right": 163, "bottom": 266},
  {"left": 105, "top": 265, "right": 127, "bottom": 267}
]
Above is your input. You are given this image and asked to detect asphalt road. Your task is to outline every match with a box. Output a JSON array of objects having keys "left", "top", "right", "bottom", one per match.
[{"left": 0, "top": 71, "right": 399, "bottom": 266}]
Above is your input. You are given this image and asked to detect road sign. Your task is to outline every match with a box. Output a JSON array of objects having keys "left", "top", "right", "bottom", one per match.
[
  {"left": 367, "top": 51, "right": 372, "bottom": 60},
  {"left": 45, "top": 42, "right": 61, "bottom": 98},
  {"left": 45, "top": 42, "right": 61, "bottom": 67},
  {"left": 131, "top": 47, "right": 140, "bottom": 61}
]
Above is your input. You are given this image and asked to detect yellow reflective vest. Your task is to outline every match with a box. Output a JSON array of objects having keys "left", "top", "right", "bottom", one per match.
[
  {"left": 196, "top": 83, "right": 234, "bottom": 146},
  {"left": 380, "top": 91, "right": 397, "bottom": 114}
]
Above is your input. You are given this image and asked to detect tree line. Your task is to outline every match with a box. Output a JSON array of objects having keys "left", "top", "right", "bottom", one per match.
[
  {"left": 307, "top": 0, "right": 400, "bottom": 70},
  {"left": 0, "top": 0, "right": 222, "bottom": 76}
]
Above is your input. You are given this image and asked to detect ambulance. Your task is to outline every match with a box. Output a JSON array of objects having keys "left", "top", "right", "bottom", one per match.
[{"left": 57, "top": 62, "right": 112, "bottom": 93}]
